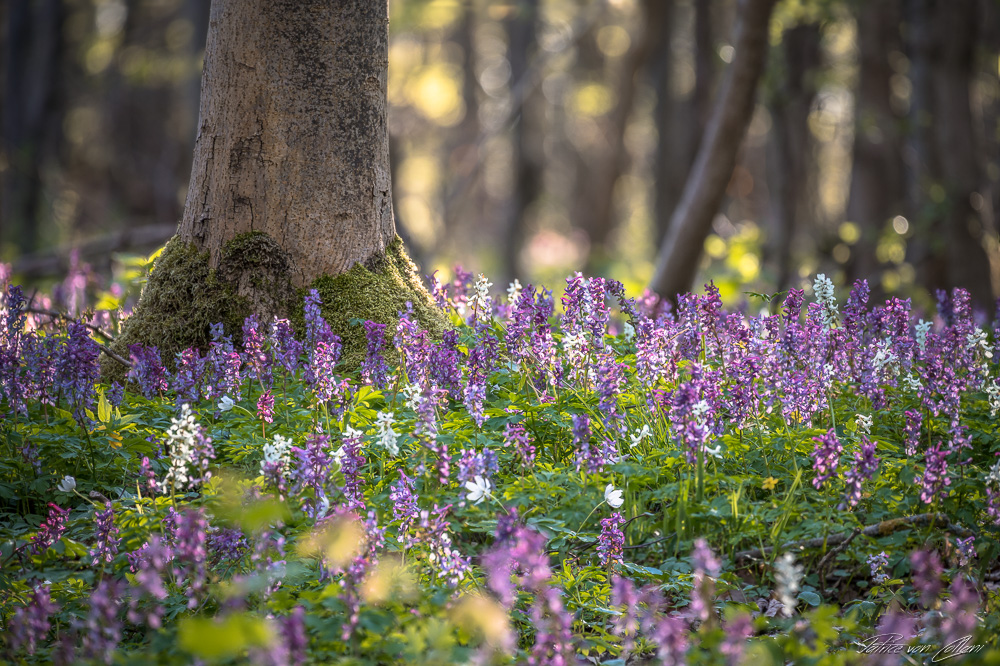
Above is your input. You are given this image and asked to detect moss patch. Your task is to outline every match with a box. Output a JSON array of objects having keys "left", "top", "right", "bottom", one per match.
[
  {"left": 103, "top": 233, "right": 446, "bottom": 382},
  {"left": 101, "top": 232, "right": 295, "bottom": 382},
  {"left": 292, "top": 236, "right": 449, "bottom": 369}
]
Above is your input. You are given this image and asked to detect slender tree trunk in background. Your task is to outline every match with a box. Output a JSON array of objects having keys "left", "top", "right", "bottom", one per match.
[
  {"left": 649, "top": 0, "right": 777, "bottom": 301},
  {"left": 845, "top": 0, "right": 904, "bottom": 293},
  {"left": 0, "top": 0, "right": 63, "bottom": 257},
  {"left": 929, "top": 0, "right": 994, "bottom": 308},
  {"left": 501, "top": 0, "right": 542, "bottom": 285},
  {"left": 105, "top": 0, "right": 211, "bottom": 239},
  {"left": 766, "top": 22, "right": 822, "bottom": 293},
  {"left": 905, "top": 0, "right": 993, "bottom": 309},
  {"left": 903, "top": 0, "right": 942, "bottom": 290},
  {"left": 579, "top": 4, "right": 656, "bottom": 274},
  {"left": 441, "top": 1, "right": 481, "bottom": 265},
  {"left": 650, "top": 0, "right": 714, "bottom": 249}
]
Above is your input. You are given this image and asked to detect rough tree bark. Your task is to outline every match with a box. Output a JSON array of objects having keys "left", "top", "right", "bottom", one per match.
[
  {"left": 648, "top": 0, "right": 776, "bottom": 301},
  {"left": 105, "top": 0, "right": 443, "bottom": 377}
]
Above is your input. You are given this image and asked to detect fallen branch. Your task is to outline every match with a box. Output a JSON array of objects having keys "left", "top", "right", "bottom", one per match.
[{"left": 734, "top": 513, "right": 975, "bottom": 563}]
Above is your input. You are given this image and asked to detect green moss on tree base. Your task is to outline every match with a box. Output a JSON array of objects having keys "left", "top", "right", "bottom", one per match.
[
  {"left": 292, "top": 237, "right": 448, "bottom": 369},
  {"left": 102, "top": 233, "right": 446, "bottom": 382},
  {"left": 101, "top": 232, "right": 295, "bottom": 382}
]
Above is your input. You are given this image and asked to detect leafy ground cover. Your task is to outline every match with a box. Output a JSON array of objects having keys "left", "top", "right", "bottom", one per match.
[{"left": 1, "top": 263, "right": 999, "bottom": 664}]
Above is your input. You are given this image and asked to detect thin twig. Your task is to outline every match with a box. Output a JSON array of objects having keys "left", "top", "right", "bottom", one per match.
[
  {"left": 98, "top": 343, "right": 131, "bottom": 369},
  {"left": 23, "top": 306, "right": 130, "bottom": 368},
  {"left": 734, "top": 513, "right": 975, "bottom": 563},
  {"left": 817, "top": 527, "right": 861, "bottom": 590},
  {"left": 25, "top": 307, "right": 115, "bottom": 340}
]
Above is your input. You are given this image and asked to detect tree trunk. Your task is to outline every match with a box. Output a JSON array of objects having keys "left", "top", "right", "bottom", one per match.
[
  {"left": 500, "top": 0, "right": 542, "bottom": 286},
  {"left": 766, "top": 22, "right": 822, "bottom": 292},
  {"left": 648, "top": 0, "right": 777, "bottom": 301},
  {"left": 105, "top": 0, "right": 443, "bottom": 378},
  {"left": 905, "top": 0, "right": 994, "bottom": 309},
  {"left": 179, "top": 0, "right": 395, "bottom": 286},
  {"left": 844, "top": 0, "right": 904, "bottom": 292}
]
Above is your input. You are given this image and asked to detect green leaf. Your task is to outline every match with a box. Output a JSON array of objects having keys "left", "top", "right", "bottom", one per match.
[
  {"left": 798, "top": 590, "right": 821, "bottom": 607},
  {"left": 178, "top": 613, "right": 275, "bottom": 661},
  {"left": 97, "top": 389, "right": 112, "bottom": 424}
]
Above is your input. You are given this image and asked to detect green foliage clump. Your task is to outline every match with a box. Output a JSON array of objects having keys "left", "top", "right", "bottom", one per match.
[{"left": 101, "top": 236, "right": 255, "bottom": 382}]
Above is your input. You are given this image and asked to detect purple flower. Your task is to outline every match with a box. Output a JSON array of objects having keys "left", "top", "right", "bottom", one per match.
[
  {"left": 172, "top": 346, "right": 206, "bottom": 403},
  {"left": 242, "top": 314, "right": 273, "bottom": 386},
  {"left": 919, "top": 443, "right": 950, "bottom": 504},
  {"left": 868, "top": 551, "right": 890, "bottom": 585},
  {"left": 173, "top": 508, "right": 209, "bottom": 608},
  {"left": 207, "top": 527, "right": 249, "bottom": 562},
  {"left": 811, "top": 429, "right": 842, "bottom": 489},
  {"left": 140, "top": 456, "right": 157, "bottom": 496},
  {"left": 482, "top": 520, "right": 551, "bottom": 607},
  {"left": 597, "top": 512, "right": 625, "bottom": 567},
  {"left": 504, "top": 422, "right": 536, "bottom": 468},
  {"left": 270, "top": 318, "right": 303, "bottom": 375},
  {"left": 360, "top": 320, "right": 390, "bottom": 388},
  {"left": 390, "top": 472, "right": 418, "bottom": 530},
  {"left": 204, "top": 323, "right": 242, "bottom": 399},
  {"left": 128, "top": 344, "right": 168, "bottom": 399},
  {"left": 869, "top": 610, "right": 916, "bottom": 666},
  {"left": 257, "top": 390, "right": 275, "bottom": 424},
  {"left": 841, "top": 437, "right": 880, "bottom": 509},
  {"left": 9, "top": 586, "right": 58, "bottom": 655},
  {"left": 909, "top": 549, "right": 942, "bottom": 608},
  {"left": 721, "top": 614, "right": 753, "bottom": 665},
  {"left": 90, "top": 503, "right": 121, "bottom": 567},
  {"left": 428, "top": 330, "right": 463, "bottom": 397},
  {"left": 29, "top": 503, "right": 70, "bottom": 556},
  {"left": 903, "top": 410, "right": 922, "bottom": 456},
  {"left": 455, "top": 447, "right": 498, "bottom": 485},
  {"left": 690, "top": 538, "right": 720, "bottom": 625},
  {"left": 55, "top": 321, "right": 100, "bottom": 420},
  {"left": 528, "top": 586, "right": 577, "bottom": 666},
  {"left": 106, "top": 381, "right": 124, "bottom": 408},
  {"left": 955, "top": 536, "right": 975, "bottom": 567},
  {"left": 339, "top": 428, "right": 367, "bottom": 510},
  {"left": 610, "top": 575, "right": 641, "bottom": 655},
  {"left": 940, "top": 578, "right": 980, "bottom": 646},
  {"left": 291, "top": 435, "right": 334, "bottom": 518},
  {"left": 81, "top": 579, "right": 124, "bottom": 663}
]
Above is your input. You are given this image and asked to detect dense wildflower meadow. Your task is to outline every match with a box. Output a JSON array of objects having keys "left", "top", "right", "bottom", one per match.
[{"left": 1, "top": 260, "right": 999, "bottom": 665}]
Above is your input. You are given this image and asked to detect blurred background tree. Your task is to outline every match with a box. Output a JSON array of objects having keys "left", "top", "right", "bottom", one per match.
[{"left": 2, "top": 0, "right": 999, "bottom": 313}]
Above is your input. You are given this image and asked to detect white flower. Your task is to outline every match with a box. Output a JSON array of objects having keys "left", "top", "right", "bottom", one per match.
[
  {"left": 704, "top": 442, "right": 723, "bottom": 458},
  {"left": 967, "top": 327, "right": 993, "bottom": 359},
  {"left": 986, "top": 459, "right": 1000, "bottom": 488},
  {"left": 375, "top": 411, "right": 399, "bottom": 456},
  {"left": 507, "top": 279, "right": 522, "bottom": 304},
  {"left": 903, "top": 373, "right": 922, "bottom": 392},
  {"left": 604, "top": 484, "right": 624, "bottom": 509},
  {"left": 988, "top": 383, "right": 1000, "bottom": 419},
  {"left": 465, "top": 475, "right": 491, "bottom": 504},
  {"left": 774, "top": 552, "right": 804, "bottom": 617},
  {"left": 218, "top": 395, "right": 235, "bottom": 412},
  {"left": 402, "top": 383, "right": 422, "bottom": 411},
  {"left": 630, "top": 425, "right": 651, "bottom": 448},
  {"left": 469, "top": 274, "right": 494, "bottom": 321},
  {"left": 57, "top": 475, "right": 76, "bottom": 493},
  {"left": 871, "top": 339, "right": 899, "bottom": 379},
  {"left": 856, "top": 414, "right": 873, "bottom": 437},
  {"left": 813, "top": 274, "right": 839, "bottom": 328},
  {"left": 260, "top": 434, "right": 292, "bottom": 478},
  {"left": 623, "top": 322, "right": 635, "bottom": 342},
  {"left": 915, "top": 319, "right": 932, "bottom": 354}
]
